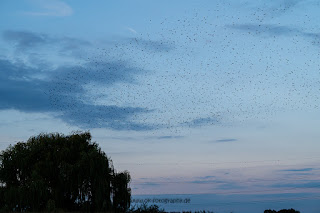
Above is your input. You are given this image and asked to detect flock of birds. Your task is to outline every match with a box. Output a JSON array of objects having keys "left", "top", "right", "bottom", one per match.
[{"left": 47, "top": 1, "right": 320, "bottom": 132}]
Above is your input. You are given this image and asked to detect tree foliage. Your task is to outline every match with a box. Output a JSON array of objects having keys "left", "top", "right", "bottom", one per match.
[
  {"left": 0, "top": 132, "right": 131, "bottom": 212},
  {"left": 113, "top": 171, "right": 131, "bottom": 212},
  {"left": 264, "top": 209, "right": 300, "bottom": 213},
  {"left": 128, "top": 203, "right": 165, "bottom": 213}
]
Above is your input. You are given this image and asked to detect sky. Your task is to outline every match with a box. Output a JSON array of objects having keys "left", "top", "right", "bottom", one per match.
[{"left": 0, "top": 0, "right": 320, "bottom": 212}]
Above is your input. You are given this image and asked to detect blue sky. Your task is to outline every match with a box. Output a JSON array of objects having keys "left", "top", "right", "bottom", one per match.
[{"left": 1, "top": 0, "right": 320, "bottom": 212}]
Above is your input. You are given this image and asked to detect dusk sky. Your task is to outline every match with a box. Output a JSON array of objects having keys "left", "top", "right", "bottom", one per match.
[{"left": 1, "top": 0, "right": 320, "bottom": 212}]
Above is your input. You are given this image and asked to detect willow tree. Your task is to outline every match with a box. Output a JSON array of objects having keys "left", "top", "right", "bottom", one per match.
[
  {"left": 0, "top": 132, "right": 131, "bottom": 212},
  {"left": 112, "top": 171, "right": 131, "bottom": 212}
]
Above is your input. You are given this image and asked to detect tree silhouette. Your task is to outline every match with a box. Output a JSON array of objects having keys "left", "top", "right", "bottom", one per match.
[
  {"left": 128, "top": 203, "right": 165, "bottom": 213},
  {"left": 113, "top": 171, "right": 131, "bottom": 212},
  {"left": 0, "top": 132, "right": 131, "bottom": 212},
  {"left": 264, "top": 209, "right": 300, "bottom": 213}
]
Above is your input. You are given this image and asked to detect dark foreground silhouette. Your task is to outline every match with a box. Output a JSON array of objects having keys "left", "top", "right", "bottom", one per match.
[
  {"left": 129, "top": 204, "right": 301, "bottom": 213},
  {"left": 0, "top": 132, "right": 130, "bottom": 212},
  {"left": 0, "top": 132, "right": 302, "bottom": 213},
  {"left": 128, "top": 204, "right": 301, "bottom": 213},
  {"left": 264, "top": 209, "right": 300, "bottom": 213}
]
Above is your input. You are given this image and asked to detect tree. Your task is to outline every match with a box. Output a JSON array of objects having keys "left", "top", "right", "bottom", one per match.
[
  {"left": 128, "top": 203, "right": 165, "bottom": 213},
  {"left": 264, "top": 209, "right": 300, "bottom": 213},
  {"left": 112, "top": 171, "right": 131, "bottom": 212},
  {"left": 0, "top": 132, "right": 131, "bottom": 212}
]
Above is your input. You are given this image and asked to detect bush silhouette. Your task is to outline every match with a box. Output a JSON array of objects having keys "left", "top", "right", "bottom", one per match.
[
  {"left": 264, "top": 209, "right": 300, "bottom": 213},
  {"left": 128, "top": 203, "right": 165, "bottom": 213}
]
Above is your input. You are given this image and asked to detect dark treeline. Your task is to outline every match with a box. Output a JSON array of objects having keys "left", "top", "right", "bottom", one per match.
[
  {"left": 0, "top": 132, "right": 302, "bottom": 213},
  {"left": 264, "top": 209, "right": 300, "bottom": 213},
  {"left": 0, "top": 132, "right": 130, "bottom": 212},
  {"left": 128, "top": 206, "right": 301, "bottom": 213}
]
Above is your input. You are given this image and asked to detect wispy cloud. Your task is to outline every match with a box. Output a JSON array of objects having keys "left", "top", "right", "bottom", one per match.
[
  {"left": 182, "top": 116, "right": 220, "bottom": 127},
  {"left": 197, "top": 175, "right": 216, "bottom": 179},
  {"left": 126, "top": 27, "right": 138, "bottom": 35},
  {"left": 3, "top": 31, "right": 48, "bottom": 49},
  {"left": 135, "top": 182, "right": 161, "bottom": 186},
  {"left": 24, "top": 0, "right": 73, "bottom": 17},
  {"left": 190, "top": 179, "right": 224, "bottom": 184},
  {"left": 239, "top": 0, "right": 306, "bottom": 22},
  {"left": 228, "top": 24, "right": 299, "bottom": 36},
  {"left": 228, "top": 23, "right": 320, "bottom": 47},
  {"left": 3, "top": 30, "right": 90, "bottom": 55},
  {"left": 110, "top": 37, "right": 175, "bottom": 53},
  {"left": 189, "top": 177, "right": 245, "bottom": 190},
  {"left": 154, "top": 135, "right": 184, "bottom": 140},
  {"left": 272, "top": 181, "right": 320, "bottom": 189},
  {"left": 265, "top": 0, "right": 303, "bottom": 16},
  {"left": 213, "top": 139, "right": 237, "bottom": 143},
  {"left": 281, "top": 168, "right": 314, "bottom": 172}
]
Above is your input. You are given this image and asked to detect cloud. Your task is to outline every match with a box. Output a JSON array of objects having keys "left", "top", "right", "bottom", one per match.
[
  {"left": 51, "top": 60, "right": 146, "bottom": 88},
  {"left": 215, "top": 182, "right": 245, "bottom": 190},
  {"left": 0, "top": 30, "right": 177, "bottom": 131},
  {"left": 119, "top": 37, "right": 175, "bottom": 52},
  {"left": 190, "top": 175, "right": 223, "bottom": 184},
  {"left": 126, "top": 27, "right": 138, "bottom": 34},
  {"left": 278, "top": 167, "right": 317, "bottom": 177},
  {"left": 183, "top": 116, "right": 220, "bottom": 127},
  {"left": 228, "top": 24, "right": 320, "bottom": 47},
  {"left": 2, "top": 30, "right": 175, "bottom": 68},
  {"left": 199, "top": 175, "right": 216, "bottom": 179},
  {"left": 263, "top": 0, "right": 303, "bottom": 17},
  {"left": 272, "top": 181, "right": 320, "bottom": 189},
  {"left": 104, "top": 136, "right": 137, "bottom": 141},
  {"left": 3, "top": 31, "right": 48, "bottom": 50},
  {"left": 239, "top": 0, "right": 305, "bottom": 22},
  {"left": 189, "top": 178, "right": 244, "bottom": 190},
  {"left": 101, "top": 36, "right": 175, "bottom": 53},
  {"left": 135, "top": 182, "right": 161, "bottom": 186},
  {"left": 60, "top": 104, "right": 153, "bottom": 130},
  {"left": 213, "top": 139, "right": 237, "bottom": 143},
  {"left": 281, "top": 168, "right": 314, "bottom": 172},
  {"left": 24, "top": 0, "right": 73, "bottom": 17},
  {"left": 0, "top": 58, "right": 154, "bottom": 131},
  {"left": 228, "top": 24, "right": 299, "bottom": 36},
  {"left": 190, "top": 179, "right": 224, "bottom": 184},
  {"left": 3, "top": 30, "right": 91, "bottom": 54},
  {"left": 154, "top": 135, "right": 184, "bottom": 140},
  {"left": 0, "top": 60, "right": 50, "bottom": 112},
  {"left": 281, "top": 0, "right": 302, "bottom": 9}
]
